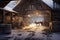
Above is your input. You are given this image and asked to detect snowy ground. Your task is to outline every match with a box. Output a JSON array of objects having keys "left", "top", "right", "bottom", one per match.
[{"left": 0, "top": 26, "right": 60, "bottom": 40}]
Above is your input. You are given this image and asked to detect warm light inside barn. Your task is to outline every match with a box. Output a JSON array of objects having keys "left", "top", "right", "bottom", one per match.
[{"left": 21, "top": 10, "right": 50, "bottom": 31}]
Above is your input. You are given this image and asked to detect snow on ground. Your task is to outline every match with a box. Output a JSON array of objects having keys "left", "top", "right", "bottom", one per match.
[{"left": 0, "top": 26, "right": 60, "bottom": 40}]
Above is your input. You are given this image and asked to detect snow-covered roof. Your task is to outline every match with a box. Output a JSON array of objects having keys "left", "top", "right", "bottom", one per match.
[
  {"left": 3, "top": 0, "right": 55, "bottom": 13},
  {"left": 42, "top": 0, "right": 53, "bottom": 9},
  {"left": 3, "top": 0, "right": 21, "bottom": 13}
]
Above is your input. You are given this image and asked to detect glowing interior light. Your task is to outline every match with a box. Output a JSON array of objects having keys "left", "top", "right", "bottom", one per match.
[
  {"left": 36, "top": 12, "right": 39, "bottom": 15},
  {"left": 28, "top": 15, "right": 31, "bottom": 17},
  {"left": 29, "top": 23, "right": 36, "bottom": 28},
  {"left": 40, "top": 23, "right": 42, "bottom": 26}
]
